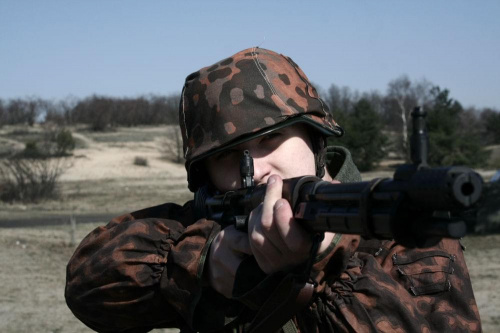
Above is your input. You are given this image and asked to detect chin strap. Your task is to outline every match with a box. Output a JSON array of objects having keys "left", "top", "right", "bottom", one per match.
[{"left": 312, "top": 135, "right": 327, "bottom": 179}]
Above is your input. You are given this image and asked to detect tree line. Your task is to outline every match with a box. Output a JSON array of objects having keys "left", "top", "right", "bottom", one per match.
[
  {"left": 0, "top": 94, "right": 181, "bottom": 131},
  {"left": 1, "top": 75, "right": 499, "bottom": 170},
  {"left": 324, "top": 76, "right": 499, "bottom": 170}
]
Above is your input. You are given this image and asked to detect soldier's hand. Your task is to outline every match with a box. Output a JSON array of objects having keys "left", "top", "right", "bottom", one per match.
[
  {"left": 247, "top": 175, "right": 336, "bottom": 274},
  {"left": 207, "top": 225, "right": 251, "bottom": 298}
]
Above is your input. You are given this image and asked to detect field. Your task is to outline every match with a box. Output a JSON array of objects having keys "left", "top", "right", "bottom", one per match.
[{"left": 0, "top": 125, "right": 499, "bottom": 332}]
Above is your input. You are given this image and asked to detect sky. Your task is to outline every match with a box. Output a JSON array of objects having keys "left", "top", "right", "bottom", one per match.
[{"left": 1, "top": 0, "right": 499, "bottom": 109}]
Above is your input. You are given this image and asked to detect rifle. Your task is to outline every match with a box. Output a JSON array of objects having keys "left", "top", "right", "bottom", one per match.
[
  {"left": 194, "top": 107, "right": 487, "bottom": 332},
  {"left": 194, "top": 107, "right": 484, "bottom": 247}
]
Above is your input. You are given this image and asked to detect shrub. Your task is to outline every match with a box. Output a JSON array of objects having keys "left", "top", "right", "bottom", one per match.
[
  {"left": 22, "top": 141, "right": 44, "bottom": 158},
  {"left": 0, "top": 157, "right": 69, "bottom": 202},
  {"left": 54, "top": 128, "right": 75, "bottom": 156},
  {"left": 134, "top": 156, "right": 148, "bottom": 167},
  {"left": 20, "top": 127, "right": 75, "bottom": 158}
]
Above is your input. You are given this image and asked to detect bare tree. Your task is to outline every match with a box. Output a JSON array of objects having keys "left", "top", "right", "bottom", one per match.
[
  {"left": 162, "top": 125, "right": 184, "bottom": 164},
  {"left": 324, "top": 84, "right": 361, "bottom": 129},
  {"left": 163, "top": 94, "right": 181, "bottom": 125},
  {"left": 5, "top": 99, "right": 26, "bottom": 125},
  {"left": 326, "top": 84, "right": 359, "bottom": 114},
  {"left": 0, "top": 98, "right": 5, "bottom": 127},
  {"left": 386, "top": 76, "right": 412, "bottom": 157},
  {"left": 25, "top": 98, "right": 39, "bottom": 126},
  {"left": 2, "top": 98, "right": 51, "bottom": 126},
  {"left": 361, "top": 91, "right": 384, "bottom": 115},
  {"left": 385, "top": 75, "right": 432, "bottom": 160},
  {"left": 60, "top": 96, "right": 79, "bottom": 125}
]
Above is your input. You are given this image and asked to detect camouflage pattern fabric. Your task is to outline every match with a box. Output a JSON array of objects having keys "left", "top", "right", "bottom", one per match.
[
  {"left": 180, "top": 47, "right": 343, "bottom": 192},
  {"left": 65, "top": 149, "right": 481, "bottom": 332},
  {"left": 65, "top": 203, "right": 222, "bottom": 332},
  {"left": 296, "top": 237, "right": 481, "bottom": 332}
]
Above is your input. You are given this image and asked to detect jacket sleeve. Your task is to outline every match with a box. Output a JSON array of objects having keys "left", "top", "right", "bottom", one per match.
[
  {"left": 296, "top": 238, "right": 482, "bottom": 332},
  {"left": 65, "top": 213, "right": 220, "bottom": 332}
]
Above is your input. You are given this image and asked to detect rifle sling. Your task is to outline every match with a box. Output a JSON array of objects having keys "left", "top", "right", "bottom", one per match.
[{"left": 246, "top": 273, "right": 314, "bottom": 333}]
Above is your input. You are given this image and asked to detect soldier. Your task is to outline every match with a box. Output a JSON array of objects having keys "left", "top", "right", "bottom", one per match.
[{"left": 65, "top": 47, "right": 481, "bottom": 332}]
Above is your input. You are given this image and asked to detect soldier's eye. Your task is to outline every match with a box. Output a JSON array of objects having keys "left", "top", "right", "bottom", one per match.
[
  {"left": 261, "top": 132, "right": 282, "bottom": 142},
  {"left": 214, "top": 149, "right": 237, "bottom": 161}
]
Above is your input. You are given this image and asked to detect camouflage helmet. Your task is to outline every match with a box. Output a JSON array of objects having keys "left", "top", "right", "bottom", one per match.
[{"left": 179, "top": 47, "right": 343, "bottom": 192}]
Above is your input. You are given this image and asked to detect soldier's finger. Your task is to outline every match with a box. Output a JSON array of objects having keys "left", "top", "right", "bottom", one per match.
[
  {"left": 226, "top": 227, "right": 252, "bottom": 255},
  {"left": 274, "top": 198, "right": 311, "bottom": 255},
  {"left": 250, "top": 238, "right": 286, "bottom": 274},
  {"left": 253, "top": 177, "right": 289, "bottom": 252},
  {"left": 260, "top": 175, "right": 283, "bottom": 231}
]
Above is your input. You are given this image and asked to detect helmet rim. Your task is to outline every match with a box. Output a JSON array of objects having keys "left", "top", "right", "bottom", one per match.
[{"left": 186, "top": 114, "right": 343, "bottom": 192}]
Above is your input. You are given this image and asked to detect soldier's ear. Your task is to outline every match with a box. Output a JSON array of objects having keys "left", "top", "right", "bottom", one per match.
[
  {"left": 189, "top": 161, "right": 211, "bottom": 193},
  {"left": 306, "top": 128, "right": 327, "bottom": 178}
]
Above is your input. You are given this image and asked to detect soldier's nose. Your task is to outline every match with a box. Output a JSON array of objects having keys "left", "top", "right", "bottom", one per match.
[{"left": 252, "top": 157, "right": 271, "bottom": 186}]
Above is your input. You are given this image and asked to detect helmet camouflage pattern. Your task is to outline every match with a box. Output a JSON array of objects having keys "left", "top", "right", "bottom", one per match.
[{"left": 179, "top": 47, "right": 343, "bottom": 191}]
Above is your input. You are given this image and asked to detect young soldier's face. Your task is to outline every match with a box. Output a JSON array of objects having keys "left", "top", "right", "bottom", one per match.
[{"left": 205, "top": 124, "right": 316, "bottom": 192}]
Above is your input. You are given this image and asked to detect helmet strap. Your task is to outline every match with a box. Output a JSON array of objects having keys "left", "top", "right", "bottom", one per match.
[{"left": 309, "top": 131, "right": 327, "bottom": 178}]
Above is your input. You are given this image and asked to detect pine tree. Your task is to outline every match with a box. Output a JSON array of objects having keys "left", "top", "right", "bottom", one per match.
[
  {"left": 335, "top": 99, "right": 387, "bottom": 171},
  {"left": 426, "top": 87, "right": 489, "bottom": 167},
  {"left": 481, "top": 109, "right": 500, "bottom": 144}
]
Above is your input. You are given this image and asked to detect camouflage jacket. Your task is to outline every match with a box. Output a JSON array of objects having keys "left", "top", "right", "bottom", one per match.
[{"left": 65, "top": 147, "right": 481, "bottom": 332}]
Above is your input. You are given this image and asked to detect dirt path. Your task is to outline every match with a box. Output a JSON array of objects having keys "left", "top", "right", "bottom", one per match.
[{"left": 70, "top": 131, "right": 97, "bottom": 148}]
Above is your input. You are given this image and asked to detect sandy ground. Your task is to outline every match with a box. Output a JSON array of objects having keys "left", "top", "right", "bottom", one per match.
[
  {"left": 0, "top": 125, "right": 499, "bottom": 332},
  {"left": 462, "top": 235, "right": 500, "bottom": 332},
  {"left": 0, "top": 126, "right": 192, "bottom": 220},
  {"left": 63, "top": 131, "right": 185, "bottom": 182}
]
